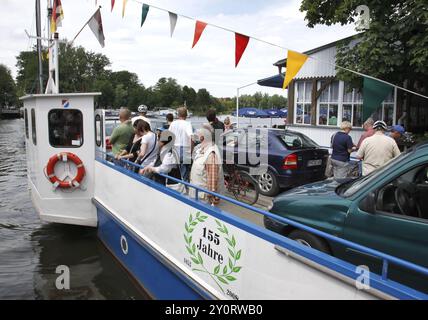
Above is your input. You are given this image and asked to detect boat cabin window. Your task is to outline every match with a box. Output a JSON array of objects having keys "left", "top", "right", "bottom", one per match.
[
  {"left": 31, "top": 108, "right": 37, "bottom": 145},
  {"left": 95, "top": 114, "right": 102, "bottom": 147},
  {"left": 24, "top": 109, "right": 29, "bottom": 139},
  {"left": 48, "top": 109, "right": 83, "bottom": 148}
]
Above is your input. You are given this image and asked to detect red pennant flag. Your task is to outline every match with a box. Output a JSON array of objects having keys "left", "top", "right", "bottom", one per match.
[
  {"left": 111, "top": 0, "right": 115, "bottom": 11},
  {"left": 192, "top": 21, "right": 207, "bottom": 48},
  {"left": 235, "top": 33, "right": 250, "bottom": 67}
]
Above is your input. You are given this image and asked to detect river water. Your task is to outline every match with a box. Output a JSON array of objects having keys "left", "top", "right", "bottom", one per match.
[{"left": 0, "top": 119, "right": 148, "bottom": 300}]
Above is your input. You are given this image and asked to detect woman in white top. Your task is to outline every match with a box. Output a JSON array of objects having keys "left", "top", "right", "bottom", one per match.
[
  {"left": 136, "top": 120, "right": 159, "bottom": 173},
  {"left": 189, "top": 124, "right": 224, "bottom": 206}
]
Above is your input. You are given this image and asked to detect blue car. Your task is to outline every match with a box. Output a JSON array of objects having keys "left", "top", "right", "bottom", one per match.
[{"left": 221, "top": 128, "right": 329, "bottom": 196}]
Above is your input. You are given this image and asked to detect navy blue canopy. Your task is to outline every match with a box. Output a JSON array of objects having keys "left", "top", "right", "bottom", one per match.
[
  {"left": 257, "top": 73, "right": 285, "bottom": 89},
  {"left": 233, "top": 108, "right": 269, "bottom": 118},
  {"left": 265, "top": 109, "right": 287, "bottom": 118}
]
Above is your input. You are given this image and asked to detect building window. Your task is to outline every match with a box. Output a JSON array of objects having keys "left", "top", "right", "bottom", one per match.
[
  {"left": 342, "top": 83, "right": 363, "bottom": 127},
  {"left": 317, "top": 80, "right": 339, "bottom": 126},
  {"left": 372, "top": 92, "right": 395, "bottom": 126},
  {"left": 31, "top": 108, "right": 37, "bottom": 145},
  {"left": 24, "top": 109, "right": 29, "bottom": 139},
  {"left": 95, "top": 114, "right": 103, "bottom": 147},
  {"left": 295, "top": 81, "right": 312, "bottom": 125},
  {"left": 48, "top": 109, "right": 84, "bottom": 148}
]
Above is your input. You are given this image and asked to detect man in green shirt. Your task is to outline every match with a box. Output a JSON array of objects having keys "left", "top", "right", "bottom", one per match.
[{"left": 110, "top": 108, "right": 134, "bottom": 156}]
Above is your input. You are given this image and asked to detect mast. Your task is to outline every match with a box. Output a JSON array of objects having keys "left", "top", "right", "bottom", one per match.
[
  {"left": 45, "top": 0, "right": 59, "bottom": 94},
  {"left": 35, "top": 0, "right": 43, "bottom": 93}
]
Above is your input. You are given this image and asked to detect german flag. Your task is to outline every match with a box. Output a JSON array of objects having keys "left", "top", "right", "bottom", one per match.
[{"left": 51, "top": 0, "right": 64, "bottom": 33}]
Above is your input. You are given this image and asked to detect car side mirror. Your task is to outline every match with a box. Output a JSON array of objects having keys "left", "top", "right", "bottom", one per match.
[{"left": 359, "top": 192, "right": 376, "bottom": 214}]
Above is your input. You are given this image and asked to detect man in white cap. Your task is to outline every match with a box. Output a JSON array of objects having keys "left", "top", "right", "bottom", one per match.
[
  {"left": 132, "top": 104, "right": 152, "bottom": 129},
  {"left": 357, "top": 120, "right": 401, "bottom": 176}
]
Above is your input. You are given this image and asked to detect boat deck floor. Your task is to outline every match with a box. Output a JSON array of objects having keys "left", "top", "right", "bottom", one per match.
[{"left": 216, "top": 194, "right": 273, "bottom": 227}]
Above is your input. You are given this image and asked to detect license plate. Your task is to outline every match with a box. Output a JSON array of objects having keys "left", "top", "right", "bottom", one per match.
[{"left": 307, "top": 159, "right": 322, "bottom": 167}]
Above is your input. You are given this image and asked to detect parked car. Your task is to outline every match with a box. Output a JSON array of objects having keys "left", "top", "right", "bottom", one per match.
[
  {"left": 105, "top": 118, "right": 120, "bottom": 152},
  {"left": 220, "top": 128, "right": 329, "bottom": 196},
  {"left": 265, "top": 142, "right": 428, "bottom": 293}
]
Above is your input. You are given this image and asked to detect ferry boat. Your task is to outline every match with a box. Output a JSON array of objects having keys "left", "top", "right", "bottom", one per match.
[{"left": 21, "top": 92, "right": 428, "bottom": 300}]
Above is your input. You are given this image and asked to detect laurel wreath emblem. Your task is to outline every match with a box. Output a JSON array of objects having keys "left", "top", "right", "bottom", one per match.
[{"left": 184, "top": 212, "right": 242, "bottom": 293}]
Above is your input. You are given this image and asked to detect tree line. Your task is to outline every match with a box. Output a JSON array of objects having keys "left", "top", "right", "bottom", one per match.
[{"left": 0, "top": 42, "right": 287, "bottom": 114}]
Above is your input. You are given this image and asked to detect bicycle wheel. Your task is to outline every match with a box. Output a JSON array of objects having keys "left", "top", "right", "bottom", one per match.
[{"left": 231, "top": 171, "right": 259, "bottom": 205}]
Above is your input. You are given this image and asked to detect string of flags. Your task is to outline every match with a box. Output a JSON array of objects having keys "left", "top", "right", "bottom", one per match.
[
  {"left": 53, "top": 0, "right": 311, "bottom": 90},
  {"left": 54, "top": 0, "right": 428, "bottom": 101}
]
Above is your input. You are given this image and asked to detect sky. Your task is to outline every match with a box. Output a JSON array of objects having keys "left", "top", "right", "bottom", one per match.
[{"left": 0, "top": 0, "right": 358, "bottom": 97}]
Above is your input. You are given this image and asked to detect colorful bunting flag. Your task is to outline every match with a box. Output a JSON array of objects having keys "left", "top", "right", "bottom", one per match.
[
  {"left": 169, "top": 12, "right": 178, "bottom": 37},
  {"left": 141, "top": 4, "right": 150, "bottom": 27},
  {"left": 282, "top": 50, "right": 308, "bottom": 89},
  {"left": 192, "top": 21, "right": 207, "bottom": 48},
  {"left": 235, "top": 33, "right": 250, "bottom": 67},
  {"left": 363, "top": 77, "right": 393, "bottom": 121},
  {"left": 51, "top": 0, "right": 64, "bottom": 33},
  {"left": 88, "top": 8, "right": 105, "bottom": 48},
  {"left": 122, "top": 0, "right": 127, "bottom": 18},
  {"left": 111, "top": 0, "right": 115, "bottom": 11}
]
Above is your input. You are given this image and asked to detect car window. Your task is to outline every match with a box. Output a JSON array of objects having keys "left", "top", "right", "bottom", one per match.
[
  {"left": 342, "top": 151, "right": 413, "bottom": 197},
  {"left": 374, "top": 163, "right": 428, "bottom": 220},
  {"left": 247, "top": 129, "right": 268, "bottom": 149},
  {"left": 224, "top": 130, "right": 246, "bottom": 147},
  {"left": 279, "top": 132, "right": 318, "bottom": 150},
  {"left": 105, "top": 121, "right": 118, "bottom": 136}
]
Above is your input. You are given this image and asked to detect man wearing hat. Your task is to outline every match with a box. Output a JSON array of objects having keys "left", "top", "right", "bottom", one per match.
[
  {"left": 357, "top": 120, "right": 401, "bottom": 176},
  {"left": 388, "top": 125, "right": 406, "bottom": 151},
  {"left": 132, "top": 104, "right": 152, "bottom": 129}
]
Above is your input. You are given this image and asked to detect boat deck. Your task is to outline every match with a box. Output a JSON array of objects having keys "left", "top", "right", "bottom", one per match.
[{"left": 218, "top": 194, "right": 271, "bottom": 227}]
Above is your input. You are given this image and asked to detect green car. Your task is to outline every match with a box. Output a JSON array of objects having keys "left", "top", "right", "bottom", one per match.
[{"left": 265, "top": 142, "right": 428, "bottom": 293}]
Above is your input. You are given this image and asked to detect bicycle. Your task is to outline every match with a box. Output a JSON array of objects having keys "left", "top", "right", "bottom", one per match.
[{"left": 223, "top": 164, "right": 260, "bottom": 205}]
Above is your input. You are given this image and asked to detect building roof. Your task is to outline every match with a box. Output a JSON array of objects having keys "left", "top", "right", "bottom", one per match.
[{"left": 273, "top": 34, "right": 361, "bottom": 67}]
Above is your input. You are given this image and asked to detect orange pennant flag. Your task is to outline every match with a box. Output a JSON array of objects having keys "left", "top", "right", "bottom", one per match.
[
  {"left": 122, "top": 0, "right": 127, "bottom": 18},
  {"left": 192, "top": 21, "right": 207, "bottom": 48},
  {"left": 282, "top": 50, "right": 308, "bottom": 89}
]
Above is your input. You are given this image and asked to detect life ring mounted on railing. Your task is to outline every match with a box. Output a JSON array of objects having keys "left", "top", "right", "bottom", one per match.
[{"left": 46, "top": 152, "right": 86, "bottom": 189}]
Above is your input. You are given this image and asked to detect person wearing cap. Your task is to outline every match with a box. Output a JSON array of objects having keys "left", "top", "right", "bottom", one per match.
[
  {"left": 388, "top": 125, "right": 406, "bottom": 149},
  {"left": 357, "top": 120, "right": 401, "bottom": 176},
  {"left": 132, "top": 104, "right": 152, "bottom": 129},
  {"left": 140, "top": 130, "right": 182, "bottom": 188}
]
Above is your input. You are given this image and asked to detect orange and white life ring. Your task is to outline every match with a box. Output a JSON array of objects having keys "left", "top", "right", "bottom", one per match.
[{"left": 46, "top": 152, "right": 85, "bottom": 189}]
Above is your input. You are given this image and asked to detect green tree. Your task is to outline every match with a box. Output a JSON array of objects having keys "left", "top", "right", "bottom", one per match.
[
  {"left": 300, "top": 0, "right": 428, "bottom": 93},
  {"left": 0, "top": 64, "right": 18, "bottom": 107},
  {"left": 16, "top": 43, "right": 111, "bottom": 95},
  {"left": 182, "top": 85, "right": 197, "bottom": 107},
  {"left": 195, "top": 88, "right": 212, "bottom": 113},
  {"left": 152, "top": 77, "right": 182, "bottom": 109}
]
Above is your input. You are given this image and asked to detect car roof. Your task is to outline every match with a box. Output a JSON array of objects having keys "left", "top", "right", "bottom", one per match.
[{"left": 238, "top": 127, "right": 307, "bottom": 137}]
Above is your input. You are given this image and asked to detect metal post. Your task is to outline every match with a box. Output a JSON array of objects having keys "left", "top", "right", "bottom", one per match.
[
  {"left": 54, "top": 32, "right": 59, "bottom": 93},
  {"left": 35, "top": 0, "right": 43, "bottom": 93},
  {"left": 236, "top": 87, "right": 240, "bottom": 129}
]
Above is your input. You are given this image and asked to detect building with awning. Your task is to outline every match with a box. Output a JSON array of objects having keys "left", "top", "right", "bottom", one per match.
[{"left": 257, "top": 35, "right": 427, "bottom": 145}]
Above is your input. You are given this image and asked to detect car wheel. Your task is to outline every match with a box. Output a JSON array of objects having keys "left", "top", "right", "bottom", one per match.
[
  {"left": 258, "top": 169, "right": 280, "bottom": 197},
  {"left": 288, "top": 230, "right": 331, "bottom": 255}
]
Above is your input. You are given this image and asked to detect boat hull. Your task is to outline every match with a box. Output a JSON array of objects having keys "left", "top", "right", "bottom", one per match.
[{"left": 96, "top": 203, "right": 213, "bottom": 300}]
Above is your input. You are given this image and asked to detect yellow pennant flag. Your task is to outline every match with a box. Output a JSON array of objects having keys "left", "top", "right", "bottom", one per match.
[
  {"left": 122, "top": 0, "right": 127, "bottom": 18},
  {"left": 282, "top": 50, "right": 308, "bottom": 89}
]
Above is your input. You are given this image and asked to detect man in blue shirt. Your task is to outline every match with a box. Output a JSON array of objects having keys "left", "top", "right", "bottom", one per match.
[{"left": 330, "top": 121, "right": 356, "bottom": 179}]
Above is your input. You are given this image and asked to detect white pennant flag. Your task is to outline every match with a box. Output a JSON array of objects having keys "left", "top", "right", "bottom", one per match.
[
  {"left": 169, "top": 12, "right": 177, "bottom": 37},
  {"left": 88, "top": 8, "right": 105, "bottom": 48}
]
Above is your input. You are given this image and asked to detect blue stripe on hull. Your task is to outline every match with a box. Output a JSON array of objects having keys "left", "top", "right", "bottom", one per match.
[{"left": 96, "top": 206, "right": 212, "bottom": 300}]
